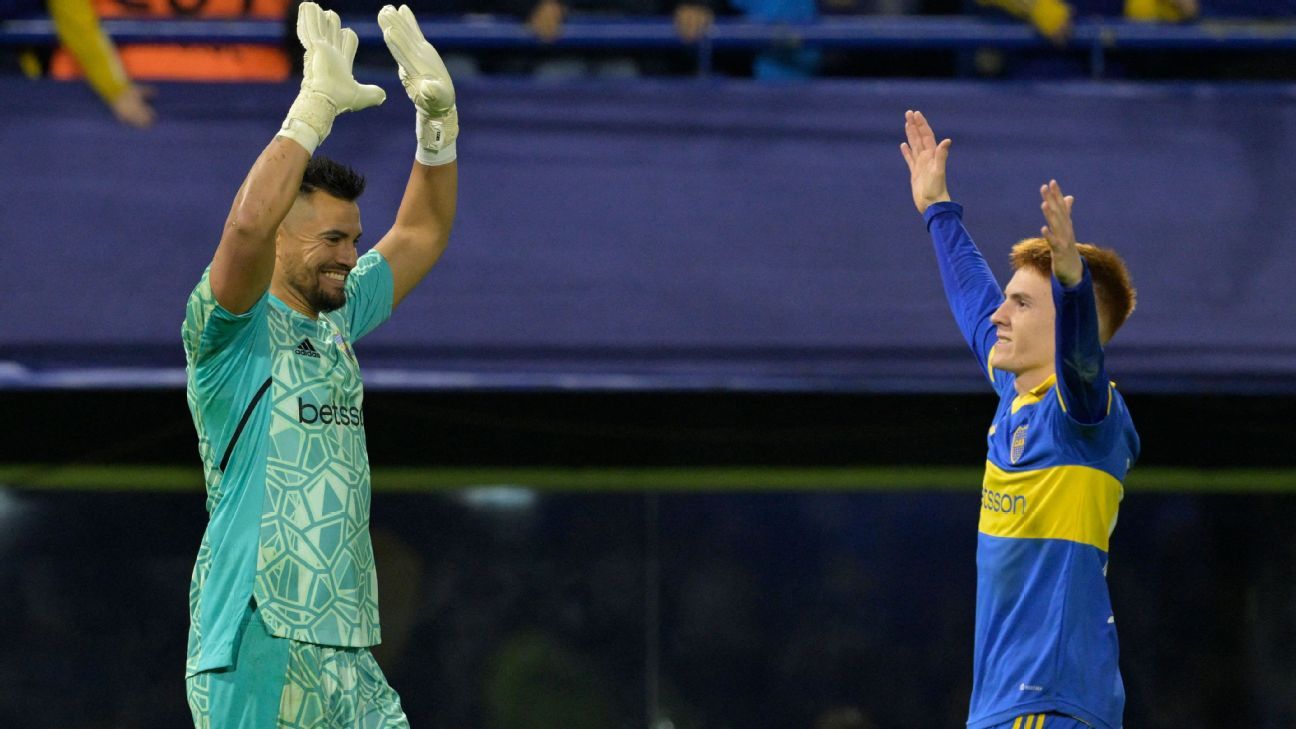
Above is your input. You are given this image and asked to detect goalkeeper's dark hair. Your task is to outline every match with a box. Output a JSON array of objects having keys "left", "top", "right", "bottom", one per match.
[{"left": 300, "top": 157, "right": 366, "bottom": 202}]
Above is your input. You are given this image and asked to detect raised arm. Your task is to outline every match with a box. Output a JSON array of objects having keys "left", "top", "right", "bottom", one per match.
[
  {"left": 900, "top": 110, "right": 1002, "bottom": 375},
  {"left": 374, "top": 5, "right": 460, "bottom": 310},
  {"left": 900, "top": 110, "right": 951, "bottom": 216},
  {"left": 47, "top": 0, "right": 154, "bottom": 128},
  {"left": 1040, "top": 180, "right": 1109, "bottom": 423},
  {"left": 209, "top": 3, "right": 385, "bottom": 315}
]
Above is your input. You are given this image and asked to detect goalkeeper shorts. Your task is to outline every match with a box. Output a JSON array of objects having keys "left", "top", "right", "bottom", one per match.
[{"left": 186, "top": 604, "right": 408, "bottom": 729}]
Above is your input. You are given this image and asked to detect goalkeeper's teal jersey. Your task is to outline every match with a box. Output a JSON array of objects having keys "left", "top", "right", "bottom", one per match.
[{"left": 181, "top": 250, "right": 393, "bottom": 677}]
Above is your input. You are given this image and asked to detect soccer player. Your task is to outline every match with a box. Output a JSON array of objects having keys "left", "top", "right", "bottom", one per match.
[
  {"left": 899, "top": 109, "right": 1140, "bottom": 729},
  {"left": 180, "top": 4, "right": 457, "bottom": 726}
]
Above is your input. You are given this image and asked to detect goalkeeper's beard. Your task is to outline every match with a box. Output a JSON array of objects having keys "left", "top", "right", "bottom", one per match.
[{"left": 287, "top": 264, "right": 347, "bottom": 314}]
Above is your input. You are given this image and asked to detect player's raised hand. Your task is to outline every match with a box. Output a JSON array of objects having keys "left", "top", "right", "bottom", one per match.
[
  {"left": 278, "top": 2, "right": 385, "bottom": 153},
  {"left": 379, "top": 4, "right": 458, "bottom": 163},
  {"left": 298, "top": 2, "right": 386, "bottom": 113},
  {"left": 379, "top": 4, "right": 455, "bottom": 116},
  {"left": 1039, "top": 179, "right": 1083, "bottom": 286},
  {"left": 900, "top": 110, "right": 952, "bottom": 214}
]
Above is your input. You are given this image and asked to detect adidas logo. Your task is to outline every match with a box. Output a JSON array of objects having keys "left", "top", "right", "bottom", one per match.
[{"left": 294, "top": 338, "right": 320, "bottom": 358}]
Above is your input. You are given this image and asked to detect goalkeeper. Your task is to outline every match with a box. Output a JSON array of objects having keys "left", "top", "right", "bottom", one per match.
[{"left": 180, "top": 4, "right": 456, "bottom": 727}]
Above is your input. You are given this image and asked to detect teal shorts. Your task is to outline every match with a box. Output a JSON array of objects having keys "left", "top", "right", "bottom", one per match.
[{"left": 186, "top": 605, "right": 409, "bottom": 729}]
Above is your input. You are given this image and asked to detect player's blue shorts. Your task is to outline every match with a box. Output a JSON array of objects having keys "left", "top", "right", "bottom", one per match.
[
  {"left": 185, "top": 604, "right": 408, "bottom": 729},
  {"left": 985, "top": 713, "right": 1094, "bottom": 729}
]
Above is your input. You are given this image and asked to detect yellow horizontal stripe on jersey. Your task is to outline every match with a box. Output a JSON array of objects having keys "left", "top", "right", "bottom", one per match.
[{"left": 980, "top": 460, "right": 1123, "bottom": 551}]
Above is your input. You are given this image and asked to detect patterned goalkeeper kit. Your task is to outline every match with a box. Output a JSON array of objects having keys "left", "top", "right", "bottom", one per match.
[{"left": 181, "top": 250, "right": 406, "bottom": 728}]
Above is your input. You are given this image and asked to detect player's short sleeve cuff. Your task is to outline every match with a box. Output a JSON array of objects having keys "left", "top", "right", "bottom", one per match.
[
  {"left": 342, "top": 249, "right": 394, "bottom": 341},
  {"left": 209, "top": 293, "right": 268, "bottom": 323}
]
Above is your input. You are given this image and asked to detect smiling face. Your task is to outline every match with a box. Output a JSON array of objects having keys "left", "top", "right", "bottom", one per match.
[
  {"left": 989, "top": 267, "right": 1056, "bottom": 389},
  {"left": 272, "top": 191, "right": 362, "bottom": 316}
]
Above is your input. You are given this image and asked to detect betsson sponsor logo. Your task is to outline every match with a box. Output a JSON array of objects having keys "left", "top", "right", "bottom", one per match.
[
  {"left": 981, "top": 486, "right": 1027, "bottom": 515},
  {"left": 297, "top": 398, "right": 364, "bottom": 427}
]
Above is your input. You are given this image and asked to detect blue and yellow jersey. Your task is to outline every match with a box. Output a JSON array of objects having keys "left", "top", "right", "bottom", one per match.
[
  {"left": 181, "top": 250, "right": 393, "bottom": 677},
  {"left": 924, "top": 202, "right": 1140, "bottom": 729}
]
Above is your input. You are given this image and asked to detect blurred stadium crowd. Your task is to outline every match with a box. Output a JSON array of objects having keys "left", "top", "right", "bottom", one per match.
[{"left": 2, "top": 0, "right": 1294, "bottom": 127}]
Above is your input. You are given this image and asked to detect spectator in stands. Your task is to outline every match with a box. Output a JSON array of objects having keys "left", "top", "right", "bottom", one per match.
[
  {"left": 1, "top": 0, "right": 155, "bottom": 127},
  {"left": 972, "top": 0, "right": 1207, "bottom": 79},
  {"left": 732, "top": 0, "right": 821, "bottom": 78},
  {"left": 977, "top": 0, "right": 1197, "bottom": 45},
  {"left": 512, "top": 0, "right": 719, "bottom": 43},
  {"left": 736, "top": 0, "right": 926, "bottom": 81},
  {"left": 489, "top": 0, "right": 720, "bottom": 77}
]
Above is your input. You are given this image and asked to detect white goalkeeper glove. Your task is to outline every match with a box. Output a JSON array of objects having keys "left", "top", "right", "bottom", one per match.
[
  {"left": 278, "top": 2, "right": 386, "bottom": 155},
  {"left": 378, "top": 4, "right": 458, "bottom": 166}
]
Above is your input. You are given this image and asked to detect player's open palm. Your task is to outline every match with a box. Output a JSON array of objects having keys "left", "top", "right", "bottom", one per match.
[
  {"left": 900, "top": 110, "right": 952, "bottom": 214},
  {"left": 298, "top": 2, "right": 386, "bottom": 114},
  {"left": 379, "top": 4, "right": 455, "bottom": 117},
  {"left": 1040, "top": 179, "right": 1083, "bottom": 285}
]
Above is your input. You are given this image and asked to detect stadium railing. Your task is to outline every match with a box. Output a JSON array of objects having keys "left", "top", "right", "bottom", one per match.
[{"left": 3, "top": 15, "right": 1296, "bottom": 77}]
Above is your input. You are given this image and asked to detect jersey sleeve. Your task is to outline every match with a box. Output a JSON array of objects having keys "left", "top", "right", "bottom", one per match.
[
  {"left": 341, "top": 249, "right": 394, "bottom": 342},
  {"left": 182, "top": 270, "right": 268, "bottom": 365},
  {"left": 923, "top": 202, "right": 1005, "bottom": 387},
  {"left": 48, "top": 0, "right": 130, "bottom": 104},
  {"left": 1052, "top": 262, "right": 1111, "bottom": 425}
]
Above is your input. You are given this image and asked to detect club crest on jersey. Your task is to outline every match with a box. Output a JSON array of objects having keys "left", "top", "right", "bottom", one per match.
[
  {"left": 1010, "top": 424, "right": 1028, "bottom": 464},
  {"left": 332, "top": 333, "right": 353, "bottom": 361}
]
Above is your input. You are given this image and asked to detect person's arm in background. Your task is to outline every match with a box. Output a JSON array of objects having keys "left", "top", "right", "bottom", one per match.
[
  {"left": 976, "top": 0, "right": 1073, "bottom": 44},
  {"left": 46, "top": 0, "right": 155, "bottom": 127}
]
